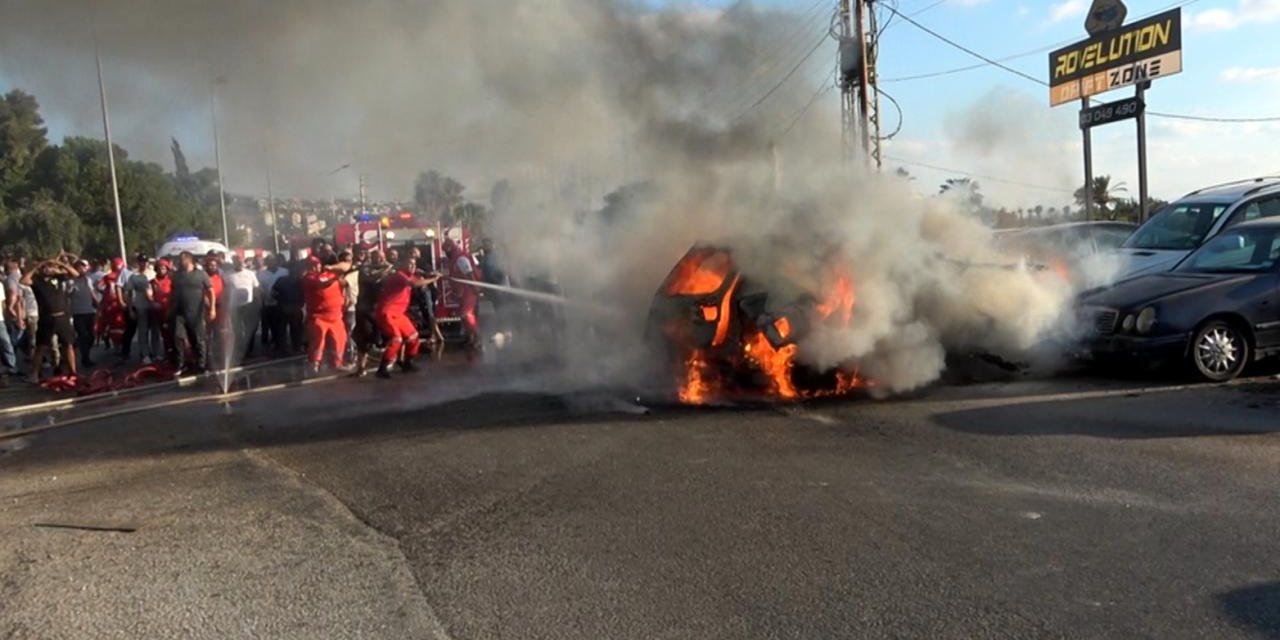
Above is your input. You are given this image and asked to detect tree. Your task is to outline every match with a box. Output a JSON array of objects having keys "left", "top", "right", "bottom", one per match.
[
  {"left": 938, "top": 178, "right": 984, "bottom": 213},
  {"left": 1073, "top": 175, "right": 1128, "bottom": 219},
  {"left": 413, "top": 170, "right": 465, "bottom": 222},
  {"left": 29, "top": 137, "right": 215, "bottom": 257},
  {"left": 0, "top": 90, "right": 49, "bottom": 207},
  {"left": 0, "top": 193, "right": 83, "bottom": 257}
]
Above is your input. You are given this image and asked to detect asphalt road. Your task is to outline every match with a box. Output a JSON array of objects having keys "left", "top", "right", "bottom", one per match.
[{"left": 2, "top": 365, "right": 1280, "bottom": 639}]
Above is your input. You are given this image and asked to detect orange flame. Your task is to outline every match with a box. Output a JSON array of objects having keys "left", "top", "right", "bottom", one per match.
[
  {"left": 678, "top": 350, "right": 713, "bottom": 405},
  {"left": 743, "top": 329, "right": 798, "bottom": 399}
]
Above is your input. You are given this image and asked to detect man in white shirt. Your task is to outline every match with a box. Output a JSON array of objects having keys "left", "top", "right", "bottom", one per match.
[
  {"left": 256, "top": 255, "right": 288, "bottom": 354},
  {"left": 226, "top": 254, "right": 260, "bottom": 363},
  {"left": 0, "top": 273, "right": 16, "bottom": 375}
]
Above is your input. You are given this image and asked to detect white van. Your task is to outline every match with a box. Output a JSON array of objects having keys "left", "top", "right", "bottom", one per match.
[{"left": 156, "top": 235, "right": 230, "bottom": 258}]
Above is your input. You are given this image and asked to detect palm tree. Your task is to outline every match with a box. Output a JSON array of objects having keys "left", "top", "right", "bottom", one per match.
[{"left": 1073, "top": 175, "right": 1128, "bottom": 219}]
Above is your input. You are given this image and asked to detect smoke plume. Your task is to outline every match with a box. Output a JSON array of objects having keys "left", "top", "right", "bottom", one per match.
[{"left": 2, "top": 0, "right": 1080, "bottom": 394}]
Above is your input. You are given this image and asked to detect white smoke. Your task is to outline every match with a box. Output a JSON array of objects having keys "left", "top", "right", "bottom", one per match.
[{"left": 3, "top": 0, "right": 1083, "bottom": 394}]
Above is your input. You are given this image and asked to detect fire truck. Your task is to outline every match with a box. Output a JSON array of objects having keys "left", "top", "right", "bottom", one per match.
[{"left": 334, "top": 212, "right": 478, "bottom": 344}]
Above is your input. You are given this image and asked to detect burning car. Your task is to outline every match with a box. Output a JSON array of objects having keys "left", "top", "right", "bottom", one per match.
[{"left": 646, "top": 244, "right": 861, "bottom": 404}]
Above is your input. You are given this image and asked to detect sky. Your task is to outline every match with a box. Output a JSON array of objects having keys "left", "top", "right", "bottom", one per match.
[{"left": 2, "top": 0, "right": 1278, "bottom": 208}]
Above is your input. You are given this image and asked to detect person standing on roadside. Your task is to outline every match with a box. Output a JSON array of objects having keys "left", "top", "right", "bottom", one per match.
[
  {"left": 340, "top": 249, "right": 360, "bottom": 364},
  {"left": 96, "top": 257, "right": 127, "bottom": 352},
  {"left": 22, "top": 256, "right": 78, "bottom": 382},
  {"left": 273, "top": 261, "right": 306, "bottom": 355},
  {"left": 203, "top": 253, "right": 226, "bottom": 365},
  {"left": 121, "top": 254, "right": 156, "bottom": 363},
  {"left": 257, "top": 254, "right": 287, "bottom": 354},
  {"left": 68, "top": 259, "right": 99, "bottom": 368},
  {"left": 0, "top": 262, "right": 17, "bottom": 378},
  {"left": 225, "top": 254, "right": 260, "bottom": 364},
  {"left": 150, "top": 258, "right": 175, "bottom": 366},
  {"left": 168, "top": 251, "right": 215, "bottom": 375}
]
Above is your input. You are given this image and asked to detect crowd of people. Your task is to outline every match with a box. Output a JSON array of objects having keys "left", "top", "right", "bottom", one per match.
[{"left": 0, "top": 237, "right": 490, "bottom": 389}]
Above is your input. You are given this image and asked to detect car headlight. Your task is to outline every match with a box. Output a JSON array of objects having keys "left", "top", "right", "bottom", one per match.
[
  {"left": 1122, "top": 314, "right": 1136, "bottom": 332},
  {"left": 1136, "top": 307, "right": 1157, "bottom": 334}
]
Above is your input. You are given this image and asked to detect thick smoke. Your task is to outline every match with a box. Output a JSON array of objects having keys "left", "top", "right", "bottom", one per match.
[{"left": 3, "top": 0, "right": 1079, "bottom": 394}]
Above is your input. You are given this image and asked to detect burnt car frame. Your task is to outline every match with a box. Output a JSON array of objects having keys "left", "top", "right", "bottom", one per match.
[
  {"left": 1077, "top": 219, "right": 1280, "bottom": 381},
  {"left": 645, "top": 244, "right": 855, "bottom": 399}
]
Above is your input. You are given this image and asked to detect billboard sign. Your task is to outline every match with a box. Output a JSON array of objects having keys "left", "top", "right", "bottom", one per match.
[{"left": 1048, "top": 8, "right": 1181, "bottom": 106}]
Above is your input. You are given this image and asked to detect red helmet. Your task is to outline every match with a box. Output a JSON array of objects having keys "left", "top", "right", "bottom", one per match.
[
  {"left": 156, "top": 257, "right": 173, "bottom": 270},
  {"left": 110, "top": 257, "right": 125, "bottom": 271}
]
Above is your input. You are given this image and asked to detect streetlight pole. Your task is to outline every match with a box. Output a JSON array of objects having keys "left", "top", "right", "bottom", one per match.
[
  {"left": 267, "top": 162, "right": 280, "bottom": 254},
  {"left": 325, "top": 162, "right": 351, "bottom": 231},
  {"left": 95, "top": 43, "right": 127, "bottom": 261},
  {"left": 210, "top": 77, "right": 230, "bottom": 246}
]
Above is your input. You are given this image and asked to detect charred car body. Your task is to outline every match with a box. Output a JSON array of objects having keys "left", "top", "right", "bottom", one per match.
[{"left": 646, "top": 244, "right": 859, "bottom": 403}]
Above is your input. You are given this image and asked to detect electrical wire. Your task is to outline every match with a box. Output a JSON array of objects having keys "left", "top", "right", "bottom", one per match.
[
  {"left": 731, "top": 33, "right": 829, "bottom": 123},
  {"left": 882, "top": 154, "right": 1076, "bottom": 193},
  {"left": 876, "top": 87, "right": 904, "bottom": 139},
  {"left": 882, "top": 2, "right": 1280, "bottom": 124},
  {"left": 702, "top": 0, "right": 829, "bottom": 112},
  {"left": 775, "top": 82, "right": 835, "bottom": 137},
  {"left": 882, "top": 0, "right": 1203, "bottom": 83}
]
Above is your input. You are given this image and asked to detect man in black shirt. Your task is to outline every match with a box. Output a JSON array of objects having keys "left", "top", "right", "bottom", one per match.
[
  {"left": 272, "top": 261, "right": 306, "bottom": 355},
  {"left": 21, "top": 256, "right": 78, "bottom": 381},
  {"left": 168, "top": 251, "right": 215, "bottom": 374}
]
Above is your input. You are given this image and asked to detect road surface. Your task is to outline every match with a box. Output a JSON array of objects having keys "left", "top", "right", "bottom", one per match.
[{"left": 2, "top": 367, "right": 1279, "bottom": 639}]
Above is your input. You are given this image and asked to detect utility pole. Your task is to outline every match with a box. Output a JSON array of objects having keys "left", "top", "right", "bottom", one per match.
[
  {"left": 266, "top": 162, "right": 279, "bottom": 254},
  {"left": 210, "top": 77, "right": 230, "bottom": 247},
  {"left": 838, "top": 0, "right": 882, "bottom": 170},
  {"left": 94, "top": 43, "right": 127, "bottom": 262}
]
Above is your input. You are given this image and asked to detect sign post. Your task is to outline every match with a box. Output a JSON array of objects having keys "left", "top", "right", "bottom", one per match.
[{"left": 1050, "top": 2, "right": 1180, "bottom": 223}]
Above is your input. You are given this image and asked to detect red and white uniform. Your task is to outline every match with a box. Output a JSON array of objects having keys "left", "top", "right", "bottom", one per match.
[
  {"left": 303, "top": 270, "right": 347, "bottom": 368},
  {"left": 151, "top": 272, "right": 175, "bottom": 355},
  {"left": 374, "top": 269, "right": 420, "bottom": 365},
  {"left": 96, "top": 268, "right": 126, "bottom": 344},
  {"left": 445, "top": 243, "right": 481, "bottom": 339}
]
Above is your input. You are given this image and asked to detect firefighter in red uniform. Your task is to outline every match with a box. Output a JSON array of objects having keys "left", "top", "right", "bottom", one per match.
[
  {"left": 374, "top": 255, "right": 440, "bottom": 379},
  {"left": 302, "top": 256, "right": 348, "bottom": 374},
  {"left": 151, "top": 258, "right": 175, "bottom": 363},
  {"left": 96, "top": 257, "right": 127, "bottom": 349},
  {"left": 442, "top": 238, "right": 481, "bottom": 348}
]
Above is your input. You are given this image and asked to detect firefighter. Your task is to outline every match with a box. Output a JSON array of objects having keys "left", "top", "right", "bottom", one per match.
[
  {"left": 151, "top": 258, "right": 175, "bottom": 365},
  {"left": 373, "top": 255, "right": 440, "bottom": 379},
  {"left": 302, "top": 256, "right": 348, "bottom": 374},
  {"left": 96, "top": 257, "right": 127, "bottom": 351},
  {"left": 442, "top": 238, "right": 481, "bottom": 349},
  {"left": 352, "top": 249, "right": 392, "bottom": 377}
]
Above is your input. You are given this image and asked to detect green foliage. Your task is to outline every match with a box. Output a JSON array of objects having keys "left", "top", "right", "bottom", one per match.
[
  {"left": 413, "top": 170, "right": 465, "bottom": 222},
  {"left": 0, "top": 90, "right": 49, "bottom": 207},
  {"left": 1073, "top": 175, "right": 1129, "bottom": 219},
  {"left": 0, "top": 193, "right": 83, "bottom": 257}
]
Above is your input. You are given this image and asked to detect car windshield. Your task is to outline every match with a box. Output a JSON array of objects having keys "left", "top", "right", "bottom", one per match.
[
  {"left": 1123, "top": 202, "right": 1228, "bottom": 250},
  {"left": 1174, "top": 226, "right": 1280, "bottom": 273}
]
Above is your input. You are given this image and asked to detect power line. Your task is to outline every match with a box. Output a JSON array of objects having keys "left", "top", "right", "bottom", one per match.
[
  {"left": 775, "top": 82, "right": 834, "bottom": 136},
  {"left": 881, "top": 0, "right": 1201, "bottom": 84},
  {"left": 732, "top": 32, "right": 829, "bottom": 123},
  {"left": 702, "top": 0, "right": 828, "bottom": 112},
  {"left": 883, "top": 154, "right": 1075, "bottom": 193},
  {"left": 882, "top": 2, "right": 1280, "bottom": 124}
]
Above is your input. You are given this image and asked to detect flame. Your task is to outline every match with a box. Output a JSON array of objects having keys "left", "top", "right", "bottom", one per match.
[
  {"left": 663, "top": 250, "right": 733, "bottom": 296},
  {"left": 743, "top": 329, "right": 798, "bottom": 399},
  {"left": 815, "top": 271, "right": 855, "bottom": 326},
  {"left": 663, "top": 247, "right": 866, "bottom": 404},
  {"left": 678, "top": 350, "right": 714, "bottom": 404}
]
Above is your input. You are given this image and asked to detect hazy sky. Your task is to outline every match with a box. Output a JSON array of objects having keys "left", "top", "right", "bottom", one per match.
[{"left": 2, "top": 0, "right": 1277, "bottom": 207}]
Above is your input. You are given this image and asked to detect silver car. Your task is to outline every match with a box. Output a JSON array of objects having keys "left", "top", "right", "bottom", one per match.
[{"left": 1116, "top": 176, "right": 1280, "bottom": 279}]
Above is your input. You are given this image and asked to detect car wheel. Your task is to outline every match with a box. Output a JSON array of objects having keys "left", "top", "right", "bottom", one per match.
[{"left": 1188, "top": 320, "right": 1249, "bottom": 382}]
